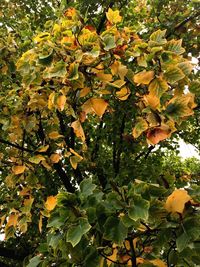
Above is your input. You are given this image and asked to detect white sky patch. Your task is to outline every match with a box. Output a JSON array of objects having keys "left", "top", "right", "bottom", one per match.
[{"left": 178, "top": 139, "right": 200, "bottom": 159}]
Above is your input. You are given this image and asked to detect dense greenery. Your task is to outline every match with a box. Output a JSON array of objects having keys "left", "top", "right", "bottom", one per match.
[{"left": 0, "top": 1, "right": 200, "bottom": 266}]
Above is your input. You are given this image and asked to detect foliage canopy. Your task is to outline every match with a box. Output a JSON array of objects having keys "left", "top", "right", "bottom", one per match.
[{"left": 0, "top": 0, "right": 200, "bottom": 266}]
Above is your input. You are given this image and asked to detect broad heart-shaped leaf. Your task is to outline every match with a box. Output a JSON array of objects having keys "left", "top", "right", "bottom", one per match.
[
  {"left": 66, "top": 218, "right": 91, "bottom": 247},
  {"left": 147, "top": 125, "right": 171, "bottom": 145},
  {"left": 106, "top": 8, "right": 122, "bottom": 24},
  {"left": 148, "top": 77, "right": 168, "bottom": 98},
  {"left": 165, "top": 189, "right": 191, "bottom": 214},
  {"left": 68, "top": 62, "right": 79, "bottom": 80},
  {"left": 27, "top": 256, "right": 42, "bottom": 267},
  {"left": 164, "top": 67, "right": 185, "bottom": 84},
  {"left": 176, "top": 232, "right": 190, "bottom": 252},
  {"left": 148, "top": 29, "right": 167, "bottom": 47},
  {"left": 177, "top": 61, "right": 193, "bottom": 76},
  {"left": 43, "top": 60, "right": 67, "bottom": 78},
  {"left": 165, "top": 39, "right": 185, "bottom": 55},
  {"left": 132, "top": 117, "right": 148, "bottom": 138},
  {"left": 134, "top": 71, "right": 154, "bottom": 85},
  {"left": 102, "top": 35, "right": 116, "bottom": 51},
  {"left": 128, "top": 195, "right": 150, "bottom": 221},
  {"left": 103, "top": 216, "right": 127, "bottom": 244},
  {"left": 80, "top": 178, "right": 96, "bottom": 198}
]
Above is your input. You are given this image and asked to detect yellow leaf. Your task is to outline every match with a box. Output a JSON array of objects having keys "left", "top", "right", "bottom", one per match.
[
  {"left": 48, "top": 131, "right": 63, "bottom": 139},
  {"left": 57, "top": 95, "right": 67, "bottom": 111},
  {"left": 80, "top": 87, "right": 91, "bottom": 98},
  {"left": 148, "top": 77, "right": 168, "bottom": 97},
  {"left": 90, "top": 98, "right": 108, "bottom": 116},
  {"left": 50, "top": 153, "right": 61, "bottom": 163},
  {"left": 110, "top": 61, "right": 128, "bottom": 80},
  {"left": 165, "top": 189, "right": 191, "bottom": 214},
  {"left": 34, "top": 32, "right": 50, "bottom": 43},
  {"left": 106, "top": 8, "right": 122, "bottom": 24},
  {"left": 71, "top": 120, "right": 85, "bottom": 142},
  {"left": 7, "top": 214, "right": 19, "bottom": 227},
  {"left": 134, "top": 70, "right": 154, "bottom": 85},
  {"left": 107, "top": 247, "right": 118, "bottom": 266},
  {"left": 143, "top": 94, "right": 160, "bottom": 110},
  {"left": 150, "top": 259, "right": 167, "bottom": 267},
  {"left": 70, "top": 155, "right": 82, "bottom": 169},
  {"left": 48, "top": 92, "right": 55, "bottom": 110},
  {"left": 116, "top": 87, "right": 131, "bottom": 100},
  {"left": 37, "top": 145, "right": 49, "bottom": 153},
  {"left": 39, "top": 214, "right": 43, "bottom": 233},
  {"left": 69, "top": 148, "right": 83, "bottom": 159},
  {"left": 12, "top": 165, "right": 26, "bottom": 175},
  {"left": 45, "top": 196, "right": 57, "bottom": 211},
  {"left": 96, "top": 72, "right": 113, "bottom": 82}
]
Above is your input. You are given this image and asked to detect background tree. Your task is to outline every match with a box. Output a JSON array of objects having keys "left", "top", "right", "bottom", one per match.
[{"left": 0, "top": 1, "right": 200, "bottom": 267}]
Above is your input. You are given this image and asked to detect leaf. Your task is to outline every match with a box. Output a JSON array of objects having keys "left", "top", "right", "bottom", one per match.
[
  {"left": 134, "top": 71, "right": 154, "bottom": 85},
  {"left": 43, "top": 61, "right": 67, "bottom": 79},
  {"left": 106, "top": 8, "right": 122, "bottom": 24},
  {"left": 71, "top": 120, "right": 85, "bottom": 141},
  {"left": 22, "top": 197, "right": 34, "bottom": 213},
  {"left": 150, "top": 259, "right": 167, "bottom": 267},
  {"left": 34, "top": 32, "right": 50, "bottom": 43},
  {"left": 108, "top": 79, "right": 126, "bottom": 88},
  {"left": 45, "top": 196, "right": 57, "bottom": 211},
  {"left": 176, "top": 232, "right": 190, "bottom": 252},
  {"left": 128, "top": 195, "right": 150, "bottom": 221},
  {"left": 48, "top": 92, "right": 55, "bottom": 110},
  {"left": 12, "top": 165, "right": 26, "bottom": 175},
  {"left": 116, "top": 87, "right": 131, "bottom": 100},
  {"left": 48, "top": 131, "right": 63, "bottom": 139},
  {"left": 110, "top": 61, "right": 128, "bottom": 80},
  {"left": 102, "top": 35, "right": 116, "bottom": 51},
  {"left": 132, "top": 118, "right": 148, "bottom": 138},
  {"left": 143, "top": 94, "right": 160, "bottom": 110},
  {"left": 147, "top": 126, "right": 171, "bottom": 145},
  {"left": 164, "top": 67, "right": 185, "bottom": 84},
  {"left": 68, "top": 62, "right": 79, "bottom": 80},
  {"left": 57, "top": 95, "right": 67, "bottom": 111},
  {"left": 66, "top": 218, "right": 91, "bottom": 247},
  {"left": 7, "top": 214, "right": 19, "bottom": 227},
  {"left": 165, "top": 39, "right": 185, "bottom": 55},
  {"left": 39, "top": 214, "right": 43, "bottom": 233},
  {"left": 165, "top": 189, "right": 191, "bottom": 214},
  {"left": 103, "top": 216, "right": 128, "bottom": 244},
  {"left": 70, "top": 155, "right": 82, "bottom": 169},
  {"left": 27, "top": 256, "right": 42, "bottom": 267},
  {"left": 107, "top": 246, "right": 118, "bottom": 266},
  {"left": 178, "top": 62, "right": 193, "bottom": 76},
  {"left": 96, "top": 72, "right": 113, "bottom": 82},
  {"left": 37, "top": 145, "right": 49, "bottom": 153},
  {"left": 80, "top": 87, "right": 91, "bottom": 97},
  {"left": 148, "top": 77, "right": 168, "bottom": 97},
  {"left": 50, "top": 153, "right": 61, "bottom": 163},
  {"left": 149, "top": 30, "right": 167, "bottom": 46},
  {"left": 29, "top": 155, "right": 46, "bottom": 164},
  {"left": 80, "top": 178, "right": 96, "bottom": 198},
  {"left": 83, "top": 98, "right": 108, "bottom": 117}
]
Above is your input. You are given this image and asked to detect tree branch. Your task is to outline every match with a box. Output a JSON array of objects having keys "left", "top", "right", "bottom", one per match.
[
  {"left": 0, "top": 138, "right": 34, "bottom": 153},
  {"left": 166, "top": 10, "right": 200, "bottom": 38},
  {"left": 128, "top": 237, "right": 137, "bottom": 267}
]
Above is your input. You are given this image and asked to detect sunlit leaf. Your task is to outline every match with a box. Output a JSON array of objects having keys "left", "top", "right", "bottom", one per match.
[
  {"left": 165, "top": 189, "right": 191, "bottom": 214},
  {"left": 12, "top": 165, "right": 26, "bottom": 175},
  {"left": 116, "top": 87, "right": 131, "bottom": 100},
  {"left": 147, "top": 126, "right": 171, "bottom": 144},
  {"left": 71, "top": 120, "right": 85, "bottom": 141},
  {"left": 148, "top": 77, "right": 168, "bottom": 97},
  {"left": 106, "top": 8, "right": 122, "bottom": 24},
  {"left": 134, "top": 71, "right": 154, "bottom": 85},
  {"left": 165, "top": 39, "right": 185, "bottom": 55},
  {"left": 132, "top": 117, "right": 148, "bottom": 138},
  {"left": 164, "top": 67, "right": 185, "bottom": 84},
  {"left": 45, "top": 196, "right": 57, "bottom": 211},
  {"left": 57, "top": 95, "right": 67, "bottom": 111},
  {"left": 50, "top": 153, "right": 61, "bottom": 163}
]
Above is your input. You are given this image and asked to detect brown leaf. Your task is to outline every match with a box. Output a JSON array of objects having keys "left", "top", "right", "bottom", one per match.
[{"left": 147, "top": 126, "right": 171, "bottom": 144}]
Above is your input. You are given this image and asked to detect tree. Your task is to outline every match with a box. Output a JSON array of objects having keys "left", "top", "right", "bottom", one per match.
[{"left": 0, "top": 0, "right": 200, "bottom": 266}]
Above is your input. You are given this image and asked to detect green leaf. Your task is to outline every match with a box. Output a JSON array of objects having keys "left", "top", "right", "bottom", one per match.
[
  {"left": 189, "top": 80, "right": 200, "bottom": 95},
  {"left": 103, "top": 216, "right": 128, "bottom": 244},
  {"left": 165, "top": 39, "right": 185, "bottom": 55},
  {"left": 178, "top": 62, "right": 193, "bottom": 76},
  {"left": 102, "top": 35, "right": 116, "bottom": 51},
  {"left": 148, "top": 77, "right": 168, "bottom": 97},
  {"left": 164, "top": 67, "right": 185, "bottom": 84},
  {"left": 80, "top": 178, "right": 96, "bottom": 198},
  {"left": 128, "top": 195, "right": 150, "bottom": 221},
  {"left": 38, "top": 50, "right": 54, "bottom": 66},
  {"left": 149, "top": 29, "right": 167, "bottom": 47},
  {"left": 68, "top": 62, "right": 79, "bottom": 80},
  {"left": 176, "top": 232, "right": 190, "bottom": 252},
  {"left": 132, "top": 117, "right": 148, "bottom": 138},
  {"left": 66, "top": 218, "right": 91, "bottom": 247},
  {"left": 27, "top": 256, "right": 42, "bottom": 267},
  {"left": 43, "top": 60, "right": 67, "bottom": 78}
]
